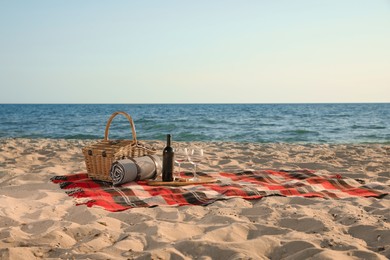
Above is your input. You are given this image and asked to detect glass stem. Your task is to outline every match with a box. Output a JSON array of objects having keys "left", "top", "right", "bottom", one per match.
[{"left": 194, "top": 164, "right": 197, "bottom": 178}]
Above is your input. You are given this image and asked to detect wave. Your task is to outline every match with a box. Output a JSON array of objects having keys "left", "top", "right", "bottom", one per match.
[
  {"left": 351, "top": 125, "right": 387, "bottom": 130},
  {"left": 1, "top": 104, "right": 389, "bottom": 144},
  {"left": 63, "top": 134, "right": 101, "bottom": 139}
]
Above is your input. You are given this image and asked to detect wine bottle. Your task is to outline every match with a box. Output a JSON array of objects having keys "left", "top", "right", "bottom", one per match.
[{"left": 162, "top": 134, "right": 174, "bottom": 182}]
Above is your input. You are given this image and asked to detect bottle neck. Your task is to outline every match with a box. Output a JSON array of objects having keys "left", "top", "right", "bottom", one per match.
[{"left": 166, "top": 134, "right": 171, "bottom": 146}]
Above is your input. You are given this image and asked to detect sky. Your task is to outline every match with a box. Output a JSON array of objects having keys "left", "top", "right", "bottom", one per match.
[{"left": 0, "top": 0, "right": 389, "bottom": 103}]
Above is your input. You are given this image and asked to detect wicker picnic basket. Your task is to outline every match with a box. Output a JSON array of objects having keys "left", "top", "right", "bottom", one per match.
[{"left": 82, "top": 111, "right": 156, "bottom": 181}]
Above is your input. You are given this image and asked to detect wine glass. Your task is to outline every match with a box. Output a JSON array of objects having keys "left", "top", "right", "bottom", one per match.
[
  {"left": 174, "top": 147, "right": 188, "bottom": 180},
  {"left": 188, "top": 148, "right": 203, "bottom": 181}
]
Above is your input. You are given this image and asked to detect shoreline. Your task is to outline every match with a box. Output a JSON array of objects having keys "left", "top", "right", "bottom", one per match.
[
  {"left": 0, "top": 138, "right": 389, "bottom": 259},
  {"left": 2, "top": 137, "right": 390, "bottom": 144}
]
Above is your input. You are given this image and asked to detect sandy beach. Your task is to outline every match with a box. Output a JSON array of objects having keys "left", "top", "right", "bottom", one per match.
[{"left": 0, "top": 138, "right": 389, "bottom": 259}]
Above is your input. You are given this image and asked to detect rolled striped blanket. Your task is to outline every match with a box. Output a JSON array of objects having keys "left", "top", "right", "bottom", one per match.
[{"left": 110, "top": 155, "right": 162, "bottom": 185}]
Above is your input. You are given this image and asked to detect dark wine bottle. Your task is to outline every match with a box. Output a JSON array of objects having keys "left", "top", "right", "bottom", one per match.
[{"left": 162, "top": 134, "right": 174, "bottom": 182}]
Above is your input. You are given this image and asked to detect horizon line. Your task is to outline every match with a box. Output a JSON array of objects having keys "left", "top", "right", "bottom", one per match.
[{"left": 0, "top": 102, "right": 389, "bottom": 105}]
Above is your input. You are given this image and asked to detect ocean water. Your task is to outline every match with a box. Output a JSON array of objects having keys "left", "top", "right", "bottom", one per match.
[{"left": 0, "top": 104, "right": 389, "bottom": 144}]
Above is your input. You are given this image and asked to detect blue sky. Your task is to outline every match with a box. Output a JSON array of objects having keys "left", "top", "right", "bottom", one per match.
[{"left": 0, "top": 1, "right": 389, "bottom": 103}]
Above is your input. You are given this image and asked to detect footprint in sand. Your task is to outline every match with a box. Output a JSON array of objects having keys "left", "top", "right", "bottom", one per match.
[
  {"left": 0, "top": 216, "right": 20, "bottom": 230},
  {"left": 200, "top": 222, "right": 250, "bottom": 243},
  {"left": 270, "top": 240, "right": 318, "bottom": 259},
  {"left": 348, "top": 225, "right": 390, "bottom": 251},
  {"left": 20, "top": 219, "right": 55, "bottom": 234},
  {"left": 278, "top": 217, "right": 328, "bottom": 233},
  {"left": 247, "top": 224, "right": 289, "bottom": 239}
]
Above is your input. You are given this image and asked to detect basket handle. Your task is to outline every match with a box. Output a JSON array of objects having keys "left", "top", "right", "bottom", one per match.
[{"left": 104, "top": 111, "right": 137, "bottom": 143}]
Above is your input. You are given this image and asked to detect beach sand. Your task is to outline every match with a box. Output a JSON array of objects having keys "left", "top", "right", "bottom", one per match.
[{"left": 0, "top": 138, "right": 389, "bottom": 259}]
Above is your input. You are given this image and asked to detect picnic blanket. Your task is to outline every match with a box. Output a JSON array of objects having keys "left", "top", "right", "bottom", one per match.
[{"left": 51, "top": 170, "right": 389, "bottom": 212}]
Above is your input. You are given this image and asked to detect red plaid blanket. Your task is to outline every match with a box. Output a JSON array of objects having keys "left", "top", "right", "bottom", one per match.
[{"left": 51, "top": 170, "right": 389, "bottom": 212}]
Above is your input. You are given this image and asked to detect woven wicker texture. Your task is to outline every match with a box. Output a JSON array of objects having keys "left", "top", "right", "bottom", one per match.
[{"left": 82, "top": 111, "right": 156, "bottom": 181}]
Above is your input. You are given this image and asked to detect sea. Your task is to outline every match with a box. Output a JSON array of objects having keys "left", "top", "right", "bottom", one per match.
[{"left": 0, "top": 104, "right": 389, "bottom": 144}]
